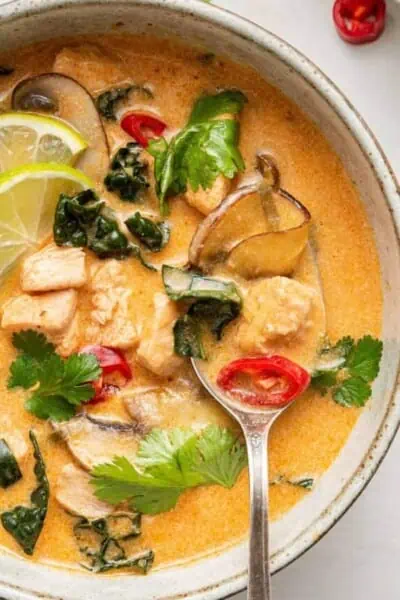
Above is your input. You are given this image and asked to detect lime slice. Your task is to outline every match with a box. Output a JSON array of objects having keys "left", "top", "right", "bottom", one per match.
[
  {"left": 0, "top": 112, "right": 87, "bottom": 172},
  {"left": 0, "top": 162, "right": 94, "bottom": 276}
]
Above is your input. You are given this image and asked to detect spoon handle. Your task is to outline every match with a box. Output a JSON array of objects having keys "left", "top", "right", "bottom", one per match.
[{"left": 244, "top": 424, "right": 272, "bottom": 600}]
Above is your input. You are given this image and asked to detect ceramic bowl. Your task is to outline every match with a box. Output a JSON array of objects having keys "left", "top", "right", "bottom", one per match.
[{"left": 0, "top": 1, "right": 399, "bottom": 599}]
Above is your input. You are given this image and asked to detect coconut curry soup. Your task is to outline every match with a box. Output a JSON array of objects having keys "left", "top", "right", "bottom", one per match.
[{"left": 0, "top": 35, "right": 382, "bottom": 574}]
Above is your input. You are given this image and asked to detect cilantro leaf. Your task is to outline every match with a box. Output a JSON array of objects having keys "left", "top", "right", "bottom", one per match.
[
  {"left": 310, "top": 370, "right": 337, "bottom": 395},
  {"left": 333, "top": 377, "right": 371, "bottom": 408},
  {"left": 148, "top": 90, "right": 246, "bottom": 216},
  {"left": 8, "top": 330, "right": 101, "bottom": 422},
  {"left": 12, "top": 330, "right": 55, "bottom": 361},
  {"left": 91, "top": 426, "right": 247, "bottom": 515},
  {"left": 346, "top": 335, "right": 383, "bottom": 382}
]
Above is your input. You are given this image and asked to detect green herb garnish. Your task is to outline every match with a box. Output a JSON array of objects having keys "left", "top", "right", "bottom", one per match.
[
  {"left": 173, "top": 315, "right": 205, "bottom": 359},
  {"left": 91, "top": 425, "right": 247, "bottom": 515},
  {"left": 312, "top": 335, "right": 383, "bottom": 407},
  {"left": 0, "top": 440, "right": 22, "bottom": 489},
  {"left": 148, "top": 90, "right": 247, "bottom": 215},
  {"left": 1, "top": 431, "right": 48, "bottom": 555},
  {"left": 104, "top": 143, "right": 149, "bottom": 202},
  {"left": 125, "top": 212, "right": 170, "bottom": 252},
  {"left": 271, "top": 475, "right": 314, "bottom": 491},
  {"left": 8, "top": 330, "right": 101, "bottom": 422},
  {"left": 96, "top": 85, "right": 153, "bottom": 121}
]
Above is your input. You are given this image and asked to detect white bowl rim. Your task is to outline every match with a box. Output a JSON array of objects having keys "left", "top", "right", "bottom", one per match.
[{"left": 0, "top": 1, "right": 399, "bottom": 599}]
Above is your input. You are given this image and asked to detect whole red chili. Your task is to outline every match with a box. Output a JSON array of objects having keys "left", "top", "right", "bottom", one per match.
[
  {"left": 333, "top": 0, "right": 386, "bottom": 45},
  {"left": 217, "top": 355, "right": 311, "bottom": 408},
  {"left": 121, "top": 112, "right": 166, "bottom": 147},
  {"left": 80, "top": 345, "right": 132, "bottom": 404}
]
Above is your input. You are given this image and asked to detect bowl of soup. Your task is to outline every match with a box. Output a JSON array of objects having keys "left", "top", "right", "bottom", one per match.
[{"left": 0, "top": 0, "right": 398, "bottom": 599}]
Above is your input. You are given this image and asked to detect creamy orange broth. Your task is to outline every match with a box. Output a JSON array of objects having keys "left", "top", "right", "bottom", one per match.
[{"left": 0, "top": 35, "right": 381, "bottom": 571}]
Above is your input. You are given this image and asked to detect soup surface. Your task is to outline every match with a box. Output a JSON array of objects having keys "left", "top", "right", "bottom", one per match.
[{"left": 0, "top": 34, "right": 382, "bottom": 573}]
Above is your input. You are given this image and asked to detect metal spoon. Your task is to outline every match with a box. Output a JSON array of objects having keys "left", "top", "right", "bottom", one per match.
[{"left": 191, "top": 358, "right": 296, "bottom": 600}]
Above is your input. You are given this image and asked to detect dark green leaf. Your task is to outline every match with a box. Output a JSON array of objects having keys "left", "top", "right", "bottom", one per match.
[
  {"left": 189, "top": 299, "right": 240, "bottom": 340},
  {"left": 173, "top": 315, "right": 205, "bottom": 359},
  {"left": 25, "top": 394, "right": 77, "bottom": 422},
  {"left": 333, "top": 377, "right": 372, "bottom": 408},
  {"left": 125, "top": 212, "right": 170, "bottom": 251},
  {"left": 8, "top": 355, "right": 39, "bottom": 389},
  {"left": 53, "top": 189, "right": 104, "bottom": 248},
  {"left": 162, "top": 266, "right": 242, "bottom": 305},
  {"left": 12, "top": 330, "right": 56, "bottom": 360},
  {"left": 0, "top": 440, "right": 22, "bottom": 488},
  {"left": 105, "top": 143, "right": 149, "bottom": 202},
  {"left": 96, "top": 86, "right": 153, "bottom": 121},
  {"left": 1, "top": 432, "right": 49, "bottom": 555},
  {"left": 311, "top": 370, "right": 337, "bottom": 395},
  {"left": 188, "top": 89, "right": 247, "bottom": 124},
  {"left": 346, "top": 335, "right": 383, "bottom": 382}
]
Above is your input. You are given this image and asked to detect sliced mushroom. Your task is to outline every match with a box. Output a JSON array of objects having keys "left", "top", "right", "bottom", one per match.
[
  {"left": 55, "top": 463, "right": 113, "bottom": 519},
  {"left": 12, "top": 74, "right": 109, "bottom": 181},
  {"left": 53, "top": 414, "right": 144, "bottom": 471}
]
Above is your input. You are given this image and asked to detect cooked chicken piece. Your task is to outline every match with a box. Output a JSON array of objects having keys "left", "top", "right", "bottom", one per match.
[
  {"left": 238, "top": 276, "right": 315, "bottom": 354},
  {"left": 21, "top": 244, "right": 87, "bottom": 293},
  {"left": 55, "top": 463, "right": 113, "bottom": 519},
  {"left": 53, "top": 43, "right": 126, "bottom": 94},
  {"left": 85, "top": 260, "right": 138, "bottom": 349},
  {"left": 2, "top": 289, "right": 77, "bottom": 335},
  {"left": 183, "top": 114, "right": 237, "bottom": 215},
  {"left": 56, "top": 313, "right": 81, "bottom": 357},
  {"left": 184, "top": 175, "right": 232, "bottom": 216},
  {"left": 54, "top": 414, "right": 143, "bottom": 471},
  {"left": 0, "top": 417, "right": 29, "bottom": 463},
  {"left": 136, "top": 293, "right": 184, "bottom": 378}
]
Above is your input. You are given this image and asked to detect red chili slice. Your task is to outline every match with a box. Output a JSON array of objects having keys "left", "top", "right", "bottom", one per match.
[
  {"left": 217, "top": 356, "right": 311, "bottom": 408},
  {"left": 121, "top": 112, "right": 166, "bottom": 147},
  {"left": 80, "top": 345, "right": 132, "bottom": 404},
  {"left": 333, "top": 0, "right": 386, "bottom": 44}
]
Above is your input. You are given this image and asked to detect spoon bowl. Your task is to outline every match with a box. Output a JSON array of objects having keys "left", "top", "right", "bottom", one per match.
[{"left": 191, "top": 358, "right": 297, "bottom": 600}]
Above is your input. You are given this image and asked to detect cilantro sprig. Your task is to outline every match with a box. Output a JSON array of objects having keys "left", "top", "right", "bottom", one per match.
[
  {"left": 91, "top": 425, "right": 247, "bottom": 515},
  {"left": 312, "top": 335, "right": 383, "bottom": 408},
  {"left": 148, "top": 90, "right": 247, "bottom": 215},
  {"left": 8, "top": 330, "right": 101, "bottom": 422}
]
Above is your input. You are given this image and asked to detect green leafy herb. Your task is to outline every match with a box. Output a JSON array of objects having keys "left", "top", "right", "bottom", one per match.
[
  {"left": 1, "top": 431, "right": 49, "bottom": 555},
  {"left": 8, "top": 330, "right": 101, "bottom": 422},
  {"left": 73, "top": 512, "right": 152, "bottom": 573},
  {"left": 96, "top": 85, "right": 153, "bottom": 121},
  {"left": 125, "top": 212, "right": 170, "bottom": 252},
  {"left": 311, "top": 335, "right": 383, "bottom": 408},
  {"left": 91, "top": 425, "right": 247, "bottom": 515},
  {"left": 270, "top": 475, "right": 314, "bottom": 491},
  {"left": 0, "top": 440, "right": 22, "bottom": 488},
  {"left": 173, "top": 315, "right": 205, "bottom": 359},
  {"left": 162, "top": 266, "right": 242, "bottom": 356},
  {"left": 148, "top": 90, "right": 247, "bottom": 215},
  {"left": 53, "top": 190, "right": 156, "bottom": 269},
  {"left": 0, "top": 66, "right": 14, "bottom": 76},
  {"left": 104, "top": 143, "right": 149, "bottom": 202}
]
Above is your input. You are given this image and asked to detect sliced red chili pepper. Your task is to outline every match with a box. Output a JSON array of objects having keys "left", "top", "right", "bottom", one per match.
[
  {"left": 333, "top": 0, "right": 386, "bottom": 45},
  {"left": 217, "top": 356, "right": 310, "bottom": 408},
  {"left": 121, "top": 112, "right": 166, "bottom": 147},
  {"left": 80, "top": 345, "right": 132, "bottom": 404}
]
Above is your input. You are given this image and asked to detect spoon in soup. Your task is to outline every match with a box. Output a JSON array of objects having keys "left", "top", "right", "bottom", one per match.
[{"left": 191, "top": 355, "right": 310, "bottom": 600}]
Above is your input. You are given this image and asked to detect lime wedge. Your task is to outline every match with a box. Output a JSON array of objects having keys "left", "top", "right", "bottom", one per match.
[
  {"left": 0, "top": 162, "right": 94, "bottom": 276},
  {"left": 0, "top": 112, "right": 87, "bottom": 172}
]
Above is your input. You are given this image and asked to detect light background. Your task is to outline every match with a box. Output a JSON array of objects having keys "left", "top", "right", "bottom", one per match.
[{"left": 210, "top": 1, "right": 400, "bottom": 599}]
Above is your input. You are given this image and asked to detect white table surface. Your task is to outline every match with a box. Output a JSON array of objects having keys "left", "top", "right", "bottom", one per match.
[{"left": 211, "top": 1, "right": 400, "bottom": 599}]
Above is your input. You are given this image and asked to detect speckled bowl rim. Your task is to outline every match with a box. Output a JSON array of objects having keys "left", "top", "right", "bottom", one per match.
[{"left": 0, "top": 1, "right": 399, "bottom": 599}]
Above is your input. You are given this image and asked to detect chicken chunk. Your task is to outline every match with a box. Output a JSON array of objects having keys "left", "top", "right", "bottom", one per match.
[
  {"left": 55, "top": 463, "right": 113, "bottom": 519},
  {"left": 238, "top": 276, "right": 314, "bottom": 354},
  {"left": 53, "top": 43, "right": 126, "bottom": 94},
  {"left": 2, "top": 289, "right": 77, "bottom": 335},
  {"left": 84, "top": 260, "right": 138, "bottom": 349},
  {"left": 0, "top": 417, "right": 29, "bottom": 463},
  {"left": 136, "top": 293, "right": 184, "bottom": 378},
  {"left": 21, "top": 244, "right": 87, "bottom": 293}
]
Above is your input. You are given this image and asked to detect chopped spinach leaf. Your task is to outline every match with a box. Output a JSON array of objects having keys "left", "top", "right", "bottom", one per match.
[
  {"left": 174, "top": 315, "right": 205, "bottom": 359},
  {"left": 162, "top": 266, "right": 242, "bottom": 305},
  {"left": 88, "top": 212, "right": 132, "bottom": 259},
  {"left": 0, "top": 66, "right": 14, "bottom": 76},
  {"left": 125, "top": 211, "right": 170, "bottom": 252},
  {"left": 1, "top": 432, "right": 49, "bottom": 555},
  {"left": 311, "top": 335, "right": 382, "bottom": 408},
  {"left": 148, "top": 90, "right": 246, "bottom": 215},
  {"left": 0, "top": 440, "right": 22, "bottom": 489},
  {"left": 73, "top": 512, "right": 153, "bottom": 573},
  {"left": 189, "top": 299, "right": 241, "bottom": 340},
  {"left": 104, "top": 143, "right": 149, "bottom": 202},
  {"left": 96, "top": 85, "right": 153, "bottom": 121}
]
